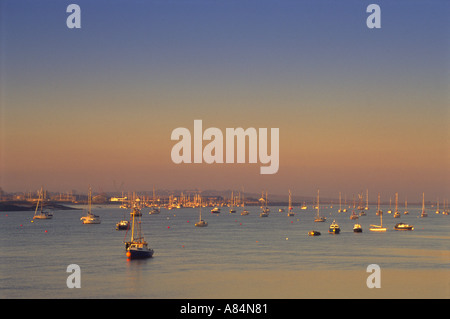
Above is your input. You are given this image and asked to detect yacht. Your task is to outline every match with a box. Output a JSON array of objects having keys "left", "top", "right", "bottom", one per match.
[
  {"left": 33, "top": 187, "right": 53, "bottom": 220},
  {"left": 80, "top": 187, "right": 101, "bottom": 224},
  {"left": 420, "top": 193, "right": 428, "bottom": 218},
  {"left": 211, "top": 207, "right": 221, "bottom": 214},
  {"left": 353, "top": 224, "right": 363, "bottom": 233},
  {"left": 394, "top": 223, "right": 414, "bottom": 231},
  {"left": 116, "top": 220, "right": 129, "bottom": 230},
  {"left": 370, "top": 207, "right": 387, "bottom": 232},
  {"left": 195, "top": 199, "right": 208, "bottom": 227},
  {"left": 314, "top": 189, "right": 326, "bottom": 222},
  {"left": 328, "top": 220, "right": 340, "bottom": 234}
]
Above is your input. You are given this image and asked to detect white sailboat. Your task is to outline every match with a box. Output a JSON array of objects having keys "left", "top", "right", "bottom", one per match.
[
  {"left": 287, "top": 189, "right": 295, "bottom": 216},
  {"left": 195, "top": 197, "right": 208, "bottom": 227},
  {"left": 80, "top": 187, "right": 101, "bottom": 224},
  {"left": 370, "top": 202, "right": 386, "bottom": 232},
  {"left": 260, "top": 191, "right": 269, "bottom": 217},
  {"left": 376, "top": 193, "right": 383, "bottom": 216},
  {"left": 241, "top": 187, "right": 249, "bottom": 215},
  {"left": 404, "top": 196, "right": 409, "bottom": 215},
  {"left": 420, "top": 192, "right": 428, "bottom": 218},
  {"left": 33, "top": 187, "right": 53, "bottom": 220},
  {"left": 393, "top": 192, "right": 401, "bottom": 218},
  {"left": 229, "top": 191, "right": 236, "bottom": 213},
  {"left": 314, "top": 189, "right": 326, "bottom": 222}
]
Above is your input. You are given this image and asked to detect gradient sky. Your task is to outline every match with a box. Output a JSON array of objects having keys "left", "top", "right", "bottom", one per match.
[{"left": 1, "top": 0, "right": 449, "bottom": 200}]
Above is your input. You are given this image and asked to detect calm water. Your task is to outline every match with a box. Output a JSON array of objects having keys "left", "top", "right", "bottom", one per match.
[{"left": 1, "top": 204, "right": 449, "bottom": 298}]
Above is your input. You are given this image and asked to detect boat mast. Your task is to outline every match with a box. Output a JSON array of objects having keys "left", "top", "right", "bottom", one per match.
[
  {"left": 395, "top": 192, "right": 398, "bottom": 213},
  {"left": 88, "top": 186, "right": 92, "bottom": 215},
  {"left": 288, "top": 189, "right": 292, "bottom": 211},
  {"left": 130, "top": 208, "right": 135, "bottom": 242},
  {"left": 199, "top": 197, "right": 202, "bottom": 221},
  {"left": 366, "top": 189, "right": 369, "bottom": 210},
  {"left": 317, "top": 189, "right": 320, "bottom": 218},
  {"left": 422, "top": 192, "right": 425, "bottom": 214},
  {"left": 377, "top": 193, "right": 380, "bottom": 212}
]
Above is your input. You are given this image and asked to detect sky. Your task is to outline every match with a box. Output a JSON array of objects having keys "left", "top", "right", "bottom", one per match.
[{"left": 1, "top": 0, "right": 449, "bottom": 200}]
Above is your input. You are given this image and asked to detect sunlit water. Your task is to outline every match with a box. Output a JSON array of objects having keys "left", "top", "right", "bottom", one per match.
[{"left": 1, "top": 204, "right": 448, "bottom": 298}]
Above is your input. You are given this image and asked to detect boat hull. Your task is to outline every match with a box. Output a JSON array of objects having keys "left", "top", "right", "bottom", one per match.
[
  {"left": 328, "top": 228, "right": 340, "bottom": 234},
  {"left": 127, "top": 248, "right": 154, "bottom": 259},
  {"left": 116, "top": 222, "right": 129, "bottom": 230},
  {"left": 195, "top": 221, "right": 208, "bottom": 227},
  {"left": 394, "top": 223, "right": 414, "bottom": 231}
]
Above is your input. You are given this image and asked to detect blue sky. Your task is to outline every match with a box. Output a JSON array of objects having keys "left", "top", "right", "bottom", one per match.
[{"left": 1, "top": 0, "right": 449, "bottom": 199}]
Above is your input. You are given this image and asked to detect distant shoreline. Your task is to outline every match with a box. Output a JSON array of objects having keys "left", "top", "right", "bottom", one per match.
[{"left": 0, "top": 201, "right": 81, "bottom": 212}]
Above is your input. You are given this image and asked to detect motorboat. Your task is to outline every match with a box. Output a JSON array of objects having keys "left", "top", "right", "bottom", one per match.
[
  {"left": 353, "top": 224, "right": 363, "bottom": 233},
  {"left": 308, "top": 230, "right": 321, "bottom": 236},
  {"left": 394, "top": 223, "right": 414, "bottom": 231},
  {"left": 328, "top": 220, "right": 340, "bottom": 234},
  {"left": 116, "top": 220, "right": 129, "bottom": 230}
]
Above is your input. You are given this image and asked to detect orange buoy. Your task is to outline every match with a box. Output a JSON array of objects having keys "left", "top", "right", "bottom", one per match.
[{"left": 126, "top": 251, "right": 131, "bottom": 258}]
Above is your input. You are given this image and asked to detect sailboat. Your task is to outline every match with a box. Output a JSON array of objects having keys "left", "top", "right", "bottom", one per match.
[
  {"left": 376, "top": 193, "right": 383, "bottom": 216},
  {"left": 241, "top": 187, "right": 249, "bottom": 215},
  {"left": 314, "top": 189, "right": 326, "bottom": 222},
  {"left": 420, "top": 192, "right": 428, "bottom": 218},
  {"left": 404, "top": 197, "right": 409, "bottom": 215},
  {"left": 365, "top": 189, "right": 369, "bottom": 210},
  {"left": 124, "top": 205, "right": 154, "bottom": 259},
  {"left": 393, "top": 192, "right": 401, "bottom": 218},
  {"left": 287, "top": 190, "right": 295, "bottom": 216},
  {"left": 435, "top": 198, "right": 440, "bottom": 214},
  {"left": 33, "top": 187, "right": 53, "bottom": 220},
  {"left": 358, "top": 193, "right": 366, "bottom": 216},
  {"left": 387, "top": 197, "right": 392, "bottom": 214},
  {"left": 260, "top": 191, "right": 269, "bottom": 217},
  {"left": 443, "top": 199, "right": 449, "bottom": 215},
  {"left": 80, "top": 187, "right": 100, "bottom": 224},
  {"left": 195, "top": 198, "right": 208, "bottom": 227},
  {"left": 370, "top": 207, "right": 386, "bottom": 232},
  {"left": 350, "top": 195, "right": 358, "bottom": 220},
  {"left": 229, "top": 191, "right": 236, "bottom": 213}
]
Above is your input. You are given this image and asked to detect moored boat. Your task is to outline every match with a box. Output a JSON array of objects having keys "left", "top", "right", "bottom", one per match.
[
  {"left": 420, "top": 193, "right": 428, "bottom": 217},
  {"left": 116, "top": 220, "right": 129, "bottom": 230},
  {"left": 394, "top": 223, "right": 414, "bottom": 231},
  {"left": 33, "top": 187, "right": 53, "bottom": 220},
  {"left": 353, "top": 223, "right": 362, "bottom": 233},
  {"left": 124, "top": 205, "right": 154, "bottom": 259},
  {"left": 314, "top": 189, "right": 326, "bottom": 222},
  {"left": 81, "top": 187, "right": 101, "bottom": 224},
  {"left": 195, "top": 198, "right": 208, "bottom": 227},
  {"left": 308, "top": 230, "right": 321, "bottom": 236},
  {"left": 328, "top": 219, "right": 340, "bottom": 234}
]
